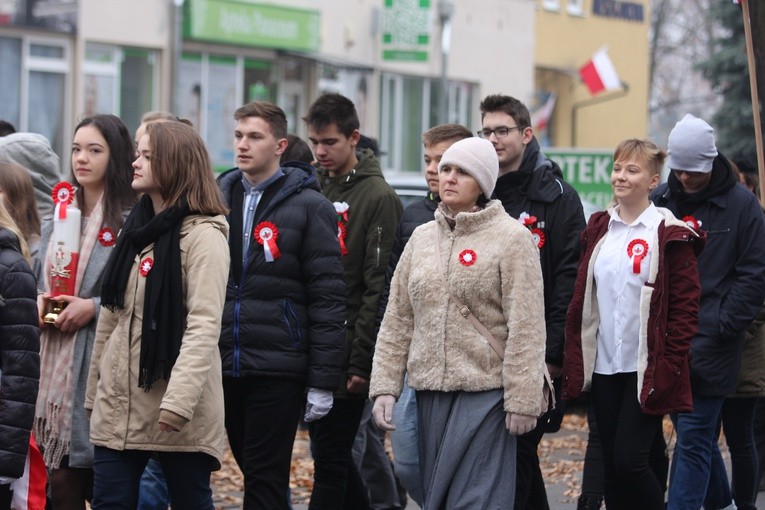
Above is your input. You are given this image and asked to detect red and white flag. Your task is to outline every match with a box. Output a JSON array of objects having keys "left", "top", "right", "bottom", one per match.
[
  {"left": 579, "top": 47, "right": 622, "bottom": 95},
  {"left": 10, "top": 434, "right": 47, "bottom": 510},
  {"left": 531, "top": 92, "right": 557, "bottom": 131}
]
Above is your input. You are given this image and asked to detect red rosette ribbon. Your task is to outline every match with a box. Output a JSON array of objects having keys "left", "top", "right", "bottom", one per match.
[
  {"left": 531, "top": 228, "right": 546, "bottom": 249},
  {"left": 334, "top": 202, "right": 350, "bottom": 223},
  {"left": 682, "top": 215, "right": 702, "bottom": 230},
  {"left": 255, "top": 221, "right": 281, "bottom": 262},
  {"left": 337, "top": 223, "right": 348, "bottom": 256},
  {"left": 98, "top": 227, "right": 116, "bottom": 247},
  {"left": 139, "top": 257, "right": 154, "bottom": 277},
  {"left": 459, "top": 249, "right": 477, "bottom": 266},
  {"left": 52, "top": 182, "right": 75, "bottom": 220},
  {"left": 627, "top": 239, "right": 649, "bottom": 274}
]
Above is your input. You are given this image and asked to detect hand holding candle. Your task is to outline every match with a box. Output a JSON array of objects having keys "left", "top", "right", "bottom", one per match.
[{"left": 44, "top": 182, "right": 82, "bottom": 324}]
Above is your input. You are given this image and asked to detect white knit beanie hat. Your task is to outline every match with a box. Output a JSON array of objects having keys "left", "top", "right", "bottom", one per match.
[
  {"left": 437, "top": 137, "right": 499, "bottom": 198},
  {"left": 667, "top": 114, "right": 718, "bottom": 173}
]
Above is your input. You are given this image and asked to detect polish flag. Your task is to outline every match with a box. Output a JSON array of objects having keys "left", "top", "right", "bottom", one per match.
[
  {"left": 579, "top": 47, "right": 622, "bottom": 95},
  {"left": 10, "top": 434, "right": 47, "bottom": 510},
  {"left": 531, "top": 93, "right": 557, "bottom": 131}
]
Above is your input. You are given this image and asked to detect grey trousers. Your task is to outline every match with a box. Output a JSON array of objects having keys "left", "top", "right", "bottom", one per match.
[{"left": 352, "top": 400, "right": 405, "bottom": 509}]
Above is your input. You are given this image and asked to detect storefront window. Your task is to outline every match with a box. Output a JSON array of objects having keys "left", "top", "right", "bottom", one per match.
[
  {"left": 380, "top": 72, "right": 478, "bottom": 175},
  {"left": 207, "top": 56, "right": 238, "bottom": 168},
  {"left": 244, "top": 59, "right": 274, "bottom": 103},
  {"left": 83, "top": 44, "right": 158, "bottom": 135},
  {"left": 0, "top": 37, "right": 22, "bottom": 128},
  {"left": 28, "top": 70, "right": 66, "bottom": 156},
  {"left": 25, "top": 37, "right": 70, "bottom": 158},
  {"left": 121, "top": 49, "right": 157, "bottom": 134}
]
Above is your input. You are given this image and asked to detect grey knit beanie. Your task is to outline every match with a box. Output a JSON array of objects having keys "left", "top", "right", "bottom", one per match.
[
  {"left": 667, "top": 114, "right": 718, "bottom": 173},
  {"left": 438, "top": 137, "right": 498, "bottom": 198}
]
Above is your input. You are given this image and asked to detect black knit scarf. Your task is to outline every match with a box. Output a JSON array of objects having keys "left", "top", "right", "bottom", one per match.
[{"left": 101, "top": 195, "right": 189, "bottom": 390}]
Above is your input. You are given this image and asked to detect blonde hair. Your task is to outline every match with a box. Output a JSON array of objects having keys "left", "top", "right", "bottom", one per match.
[
  {"left": 0, "top": 200, "right": 31, "bottom": 264},
  {"left": 613, "top": 139, "right": 667, "bottom": 177},
  {"left": 0, "top": 161, "right": 40, "bottom": 244}
]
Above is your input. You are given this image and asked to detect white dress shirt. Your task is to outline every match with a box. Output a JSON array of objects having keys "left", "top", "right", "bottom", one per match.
[{"left": 593, "top": 203, "right": 661, "bottom": 375}]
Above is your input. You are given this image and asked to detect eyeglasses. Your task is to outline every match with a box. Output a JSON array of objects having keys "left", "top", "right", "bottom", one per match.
[{"left": 477, "top": 126, "right": 524, "bottom": 139}]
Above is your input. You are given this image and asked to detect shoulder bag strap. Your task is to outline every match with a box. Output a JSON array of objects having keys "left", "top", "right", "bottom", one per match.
[
  {"left": 433, "top": 227, "right": 505, "bottom": 361},
  {"left": 432, "top": 227, "right": 556, "bottom": 411}
]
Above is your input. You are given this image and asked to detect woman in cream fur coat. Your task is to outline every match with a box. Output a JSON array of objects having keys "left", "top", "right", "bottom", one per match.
[{"left": 370, "top": 137, "right": 548, "bottom": 509}]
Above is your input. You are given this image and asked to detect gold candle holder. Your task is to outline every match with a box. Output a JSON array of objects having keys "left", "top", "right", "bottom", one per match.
[{"left": 43, "top": 299, "right": 66, "bottom": 325}]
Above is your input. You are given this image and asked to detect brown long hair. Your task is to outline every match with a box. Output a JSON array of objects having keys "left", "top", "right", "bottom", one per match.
[
  {"left": 0, "top": 161, "right": 40, "bottom": 244},
  {"left": 145, "top": 122, "right": 228, "bottom": 215}
]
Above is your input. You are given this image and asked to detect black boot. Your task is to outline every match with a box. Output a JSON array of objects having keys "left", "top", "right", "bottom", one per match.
[{"left": 577, "top": 494, "right": 603, "bottom": 510}]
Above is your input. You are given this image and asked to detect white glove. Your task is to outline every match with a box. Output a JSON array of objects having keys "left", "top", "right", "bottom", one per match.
[
  {"left": 304, "top": 388, "right": 333, "bottom": 422},
  {"left": 506, "top": 412, "right": 537, "bottom": 435},
  {"left": 0, "top": 476, "right": 15, "bottom": 485},
  {"left": 372, "top": 394, "right": 396, "bottom": 431}
]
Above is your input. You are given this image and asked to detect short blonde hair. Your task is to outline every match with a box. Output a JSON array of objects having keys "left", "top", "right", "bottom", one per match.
[{"left": 613, "top": 139, "right": 667, "bottom": 177}]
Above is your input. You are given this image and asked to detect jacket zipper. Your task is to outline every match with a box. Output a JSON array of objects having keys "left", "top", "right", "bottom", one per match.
[{"left": 375, "top": 226, "right": 382, "bottom": 268}]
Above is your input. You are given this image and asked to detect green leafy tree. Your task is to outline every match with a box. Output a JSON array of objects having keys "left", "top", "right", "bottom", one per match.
[{"left": 697, "top": 1, "right": 757, "bottom": 162}]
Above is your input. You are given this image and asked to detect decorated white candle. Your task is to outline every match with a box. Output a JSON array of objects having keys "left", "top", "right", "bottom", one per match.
[{"left": 49, "top": 184, "right": 81, "bottom": 298}]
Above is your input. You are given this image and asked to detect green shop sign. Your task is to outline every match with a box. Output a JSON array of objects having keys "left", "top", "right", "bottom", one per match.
[
  {"left": 184, "top": 0, "right": 320, "bottom": 52},
  {"left": 546, "top": 149, "right": 614, "bottom": 209},
  {"left": 382, "top": 0, "right": 430, "bottom": 62}
]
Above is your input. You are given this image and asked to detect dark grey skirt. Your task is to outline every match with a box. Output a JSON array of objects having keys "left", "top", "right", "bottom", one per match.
[{"left": 417, "top": 389, "right": 517, "bottom": 509}]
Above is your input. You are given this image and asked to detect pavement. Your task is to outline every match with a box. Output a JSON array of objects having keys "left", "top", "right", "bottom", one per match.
[{"left": 218, "top": 411, "right": 765, "bottom": 509}]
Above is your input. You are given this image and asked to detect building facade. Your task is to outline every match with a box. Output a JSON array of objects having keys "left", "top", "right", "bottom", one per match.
[
  {"left": 0, "top": 0, "right": 536, "bottom": 173},
  {"left": 534, "top": 0, "right": 649, "bottom": 149}
]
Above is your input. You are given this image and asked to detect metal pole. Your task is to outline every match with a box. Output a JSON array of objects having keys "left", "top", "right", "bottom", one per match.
[
  {"left": 172, "top": 0, "right": 185, "bottom": 115},
  {"left": 438, "top": 1, "right": 454, "bottom": 125}
]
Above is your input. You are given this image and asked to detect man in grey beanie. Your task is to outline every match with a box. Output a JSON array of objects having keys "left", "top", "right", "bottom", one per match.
[
  {"left": 652, "top": 114, "right": 765, "bottom": 510},
  {"left": 0, "top": 132, "right": 62, "bottom": 218}
]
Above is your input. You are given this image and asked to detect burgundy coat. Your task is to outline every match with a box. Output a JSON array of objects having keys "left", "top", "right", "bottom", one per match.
[{"left": 563, "top": 208, "right": 704, "bottom": 415}]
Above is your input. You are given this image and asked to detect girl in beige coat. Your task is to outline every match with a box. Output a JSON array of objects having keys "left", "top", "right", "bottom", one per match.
[
  {"left": 85, "top": 121, "right": 229, "bottom": 509},
  {"left": 370, "top": 137, "right": 548, "bottom": 509}
]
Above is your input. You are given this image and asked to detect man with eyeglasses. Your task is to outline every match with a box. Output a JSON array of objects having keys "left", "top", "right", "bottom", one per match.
[{"left": 479, "top": 94, "right": 585, "bottom": 510}]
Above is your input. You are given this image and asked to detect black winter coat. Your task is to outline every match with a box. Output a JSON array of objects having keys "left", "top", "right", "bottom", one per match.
[
  {"left": 0, "top": 228, "right": 40, "bottom": 479},
  {"left": 492, "top": 138, "right": 585, "bottom": 367},
  {"left": 217, "top": 164, "right": 346, "bottom": 390},
  {"left": 377, "top": 193, "right": 438, "bottom": 330},
  {"left": 651, "top": 155, "right": 765, "bottom": 395}
]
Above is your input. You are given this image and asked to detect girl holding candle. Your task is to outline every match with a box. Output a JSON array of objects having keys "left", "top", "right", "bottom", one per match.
[
  {"left": 564, "top": 139, "right": 704, "bottom": 509},
  {"left": 35, "top": 114, "right": 137, "bottom": 510},
  {"left": 85, "top": 121, "right": 229, "bottom": 509}
]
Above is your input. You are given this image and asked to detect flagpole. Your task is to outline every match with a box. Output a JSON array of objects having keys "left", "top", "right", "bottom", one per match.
[{"left": 741, "top": 0, "right": 765, "bottom": 204}]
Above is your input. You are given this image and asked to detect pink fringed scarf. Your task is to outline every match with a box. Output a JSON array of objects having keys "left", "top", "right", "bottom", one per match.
[{"left": 34, "top": 196, "right": 103, "bottom": 468}]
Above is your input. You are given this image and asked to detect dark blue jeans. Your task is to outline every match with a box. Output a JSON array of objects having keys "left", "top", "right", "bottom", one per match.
[
  {"left": 668, "top": 394, "right": 726, "bottom": 510},
  {"left": 705, "top": 397, "right": 759, "bottom": 510},
  {"left": 137, "top": 458, "right": 169, "bottom": 510},
  {"left": 92, "top": 447, "right": 215, "bottom": 510}
]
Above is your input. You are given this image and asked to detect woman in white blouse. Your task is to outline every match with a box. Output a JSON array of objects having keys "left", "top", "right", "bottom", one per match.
[{"left": 564, "top": 139, "right": 703, "bottom": 509}]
